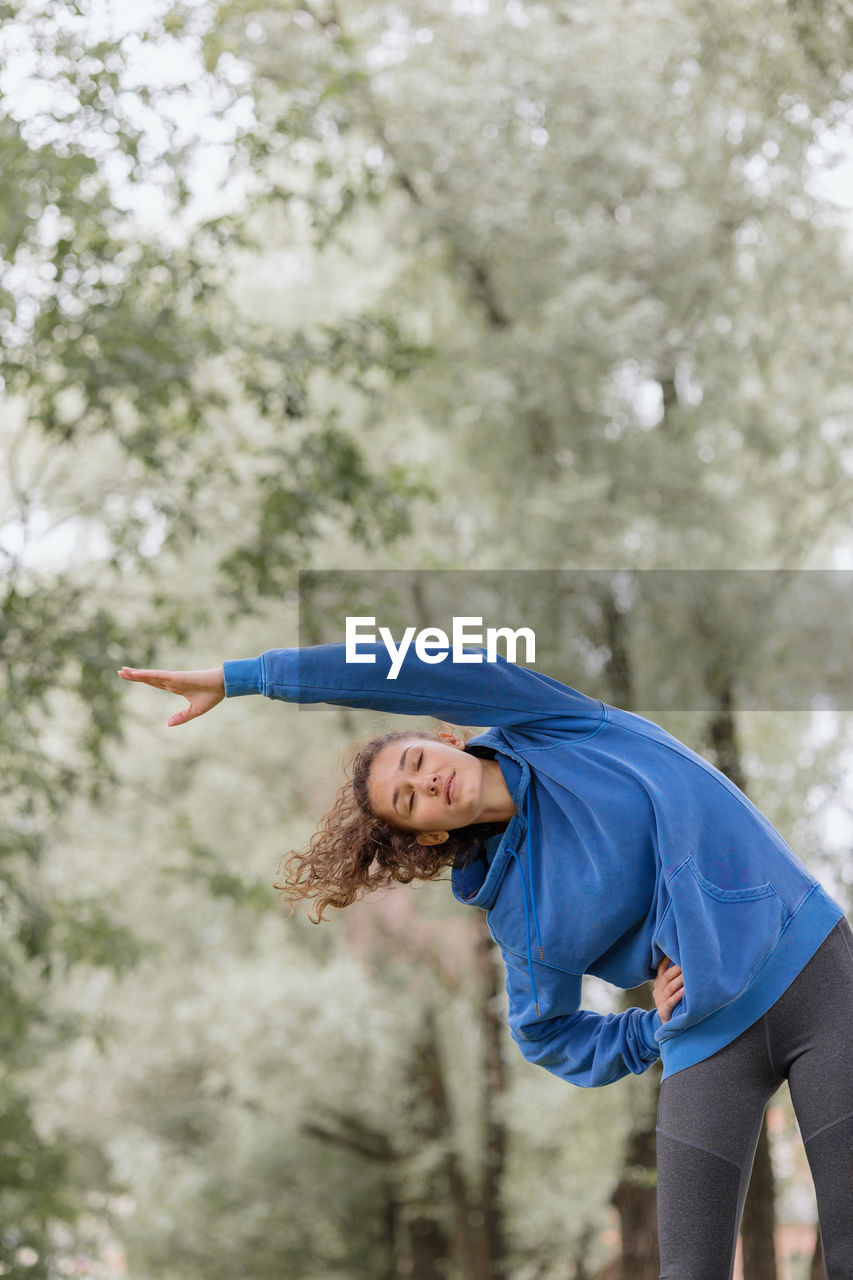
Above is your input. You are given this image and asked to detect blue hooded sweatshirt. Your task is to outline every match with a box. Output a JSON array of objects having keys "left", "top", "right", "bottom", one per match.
[{"left": 223, "top": 643, "right": 844, "bottom": 1088}]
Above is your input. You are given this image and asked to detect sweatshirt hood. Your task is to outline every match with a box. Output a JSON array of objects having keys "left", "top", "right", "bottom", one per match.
[
  {"left": 451, "top": 733, "right": 531, "bottom": 909},
  {"left": 451, "top": 733, "right": 544, "bottom": 1015}
]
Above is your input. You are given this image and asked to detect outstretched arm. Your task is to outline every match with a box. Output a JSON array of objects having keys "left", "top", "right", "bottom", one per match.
[
  {"left": 120, "top": 641, "right": 604, "bottom": 733},
  {"left": 118, "top": 667, "right": 225, "bottom": 727},
  {"left": 222, "top": 642, "right": 604, "bottom": 732}
]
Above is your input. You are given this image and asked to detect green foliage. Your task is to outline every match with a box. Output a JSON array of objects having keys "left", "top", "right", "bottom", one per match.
[
  {"left": 197, "top": 0, "right": 853, "bottom": 570},
  {"left": 219, "top": 422, "right": 420, "bottom": 601},
  {"left": 0, "top": 1085, "right": 74, "bottom": 1280},
  {"left": 1, "top": 1, "right": 428, "bottom": 1263},
  {"left": 171, "top": 836, "right": 275, "bottom": 911},
  {"left": 2, "top": 0, "right": 852, "bottom": 1274}
]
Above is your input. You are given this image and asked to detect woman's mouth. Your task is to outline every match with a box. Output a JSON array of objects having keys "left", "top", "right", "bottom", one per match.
[{"left": 445, "top": 771, "right": 455, "bottom": 804}]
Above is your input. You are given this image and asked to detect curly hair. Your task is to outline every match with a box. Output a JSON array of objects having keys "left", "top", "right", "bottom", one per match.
[{"left": 274, "top": 728, "right": 505, "bottom": 922}]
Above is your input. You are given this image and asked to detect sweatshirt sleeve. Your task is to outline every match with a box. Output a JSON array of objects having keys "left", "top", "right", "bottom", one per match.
[
  {"left": 223, "top": 643, "right": 604, "bottom": 732},
  {"left": 502, "top": 949, "right": 662, "bottom": 1088}
]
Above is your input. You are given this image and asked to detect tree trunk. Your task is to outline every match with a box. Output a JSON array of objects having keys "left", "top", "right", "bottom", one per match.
[
  {"left": 406, "top": 1216, "right": 449, "bottom": 1280},
  {"left": 409, "top": 1009, "right": 462, "bottom": 1277},
  {"left": 610, "top": 1126, "right": 660, "bottom": 1279},
  {"left": 740, "top": 1116, "right": 778, "bottom": 1280},
  {"left": 572, "top": 1222, "right": 596, "bottom": 1280},
  {"left": 706, "top": 677, "right": 778, "bottom": 1280},
  {"left": 300, "top": 1115, "right": 398, "bottom": 1279},
  {"left": 609, "top": 991, "right": 661, "bottom": 1280},
  {"left": 472, "top": 917, "right": 509, "bottom": 1277},
  {"left": 602, "top": 588, "right": 634, "bottom": 709},
  {"left": 603, "top": 590, "right": 660, "bottom": 1279},
  {"left": 706, "top": 677, "right": 748, "bottom": 793}
]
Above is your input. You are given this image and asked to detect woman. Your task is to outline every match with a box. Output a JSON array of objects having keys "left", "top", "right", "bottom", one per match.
[{"left": 119, "top": 641, "right": 853, "bottom": 1280}]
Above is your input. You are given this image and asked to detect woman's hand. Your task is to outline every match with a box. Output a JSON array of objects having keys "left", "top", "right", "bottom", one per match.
[
  {"left": 118, "top": 666, "right": 225, "bottom": 727},
  {"left": 654, "top": 955, "right": 684, "bottom": 1023}
]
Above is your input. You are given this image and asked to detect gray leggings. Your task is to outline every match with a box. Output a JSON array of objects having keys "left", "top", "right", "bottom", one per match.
[{"left": 656, "top": 915, "right": 853, "bottom": 1280}]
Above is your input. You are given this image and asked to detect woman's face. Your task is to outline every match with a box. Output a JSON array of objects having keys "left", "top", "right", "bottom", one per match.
[{"left": 367, "top": 734, "right": 485, "bottom": 842}]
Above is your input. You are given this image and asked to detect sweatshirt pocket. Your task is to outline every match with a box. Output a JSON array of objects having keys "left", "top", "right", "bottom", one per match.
[{"left": 653, "top": 857, "right": 789, "bottom": 1026}]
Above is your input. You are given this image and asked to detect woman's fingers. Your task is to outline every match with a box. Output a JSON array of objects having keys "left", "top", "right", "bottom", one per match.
[
  {"left": 654, "top": 957, "right": 684, "bottom": 1022},
  {"left": 118, "top": 668, "right": 168, "bottom": 678},
  {"left": 664, "top": 967, "right": 684, "bottom": 1013},
  {"left": 119, "top": 667, "right": 225, "bottom": 726},
  {"left": 167, "top": 701, "right": 196, "bottom": 728},
  {"left": 119, "top": 667, "right": 186, "bottom": 690},
  {"left": 119, "top": 669, "right": 170, "bottom": 690}
]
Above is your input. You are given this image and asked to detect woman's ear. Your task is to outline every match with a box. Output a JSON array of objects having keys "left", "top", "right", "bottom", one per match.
[
  {"left": 437, "top": 730, "right": 466, "bottom": 750},
  {"left": 416, "top": 830, "right": 450, "bottom": 846}
]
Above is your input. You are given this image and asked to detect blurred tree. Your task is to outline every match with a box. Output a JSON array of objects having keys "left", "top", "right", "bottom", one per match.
[
  {"left": 0, "top": 0, "right": 427, "bottom": 1266},
  {"left": 4, "top": 0, "right": 853, "bottom": 1275},
  {"left": 191, "top": 5, "right": 853, "bottom": 1273},
  {"left": 191, "top": 0, "right": 853, "bottom": 573}
]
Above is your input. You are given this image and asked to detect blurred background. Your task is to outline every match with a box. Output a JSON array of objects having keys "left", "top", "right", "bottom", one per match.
[{"left": 2, "top": 1, "right": 853, "bottom": 1277}]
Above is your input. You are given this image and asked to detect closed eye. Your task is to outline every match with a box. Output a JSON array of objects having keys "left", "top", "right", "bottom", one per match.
[{"left": 408, "top": 751, "right": 424, "bottom": 813}]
